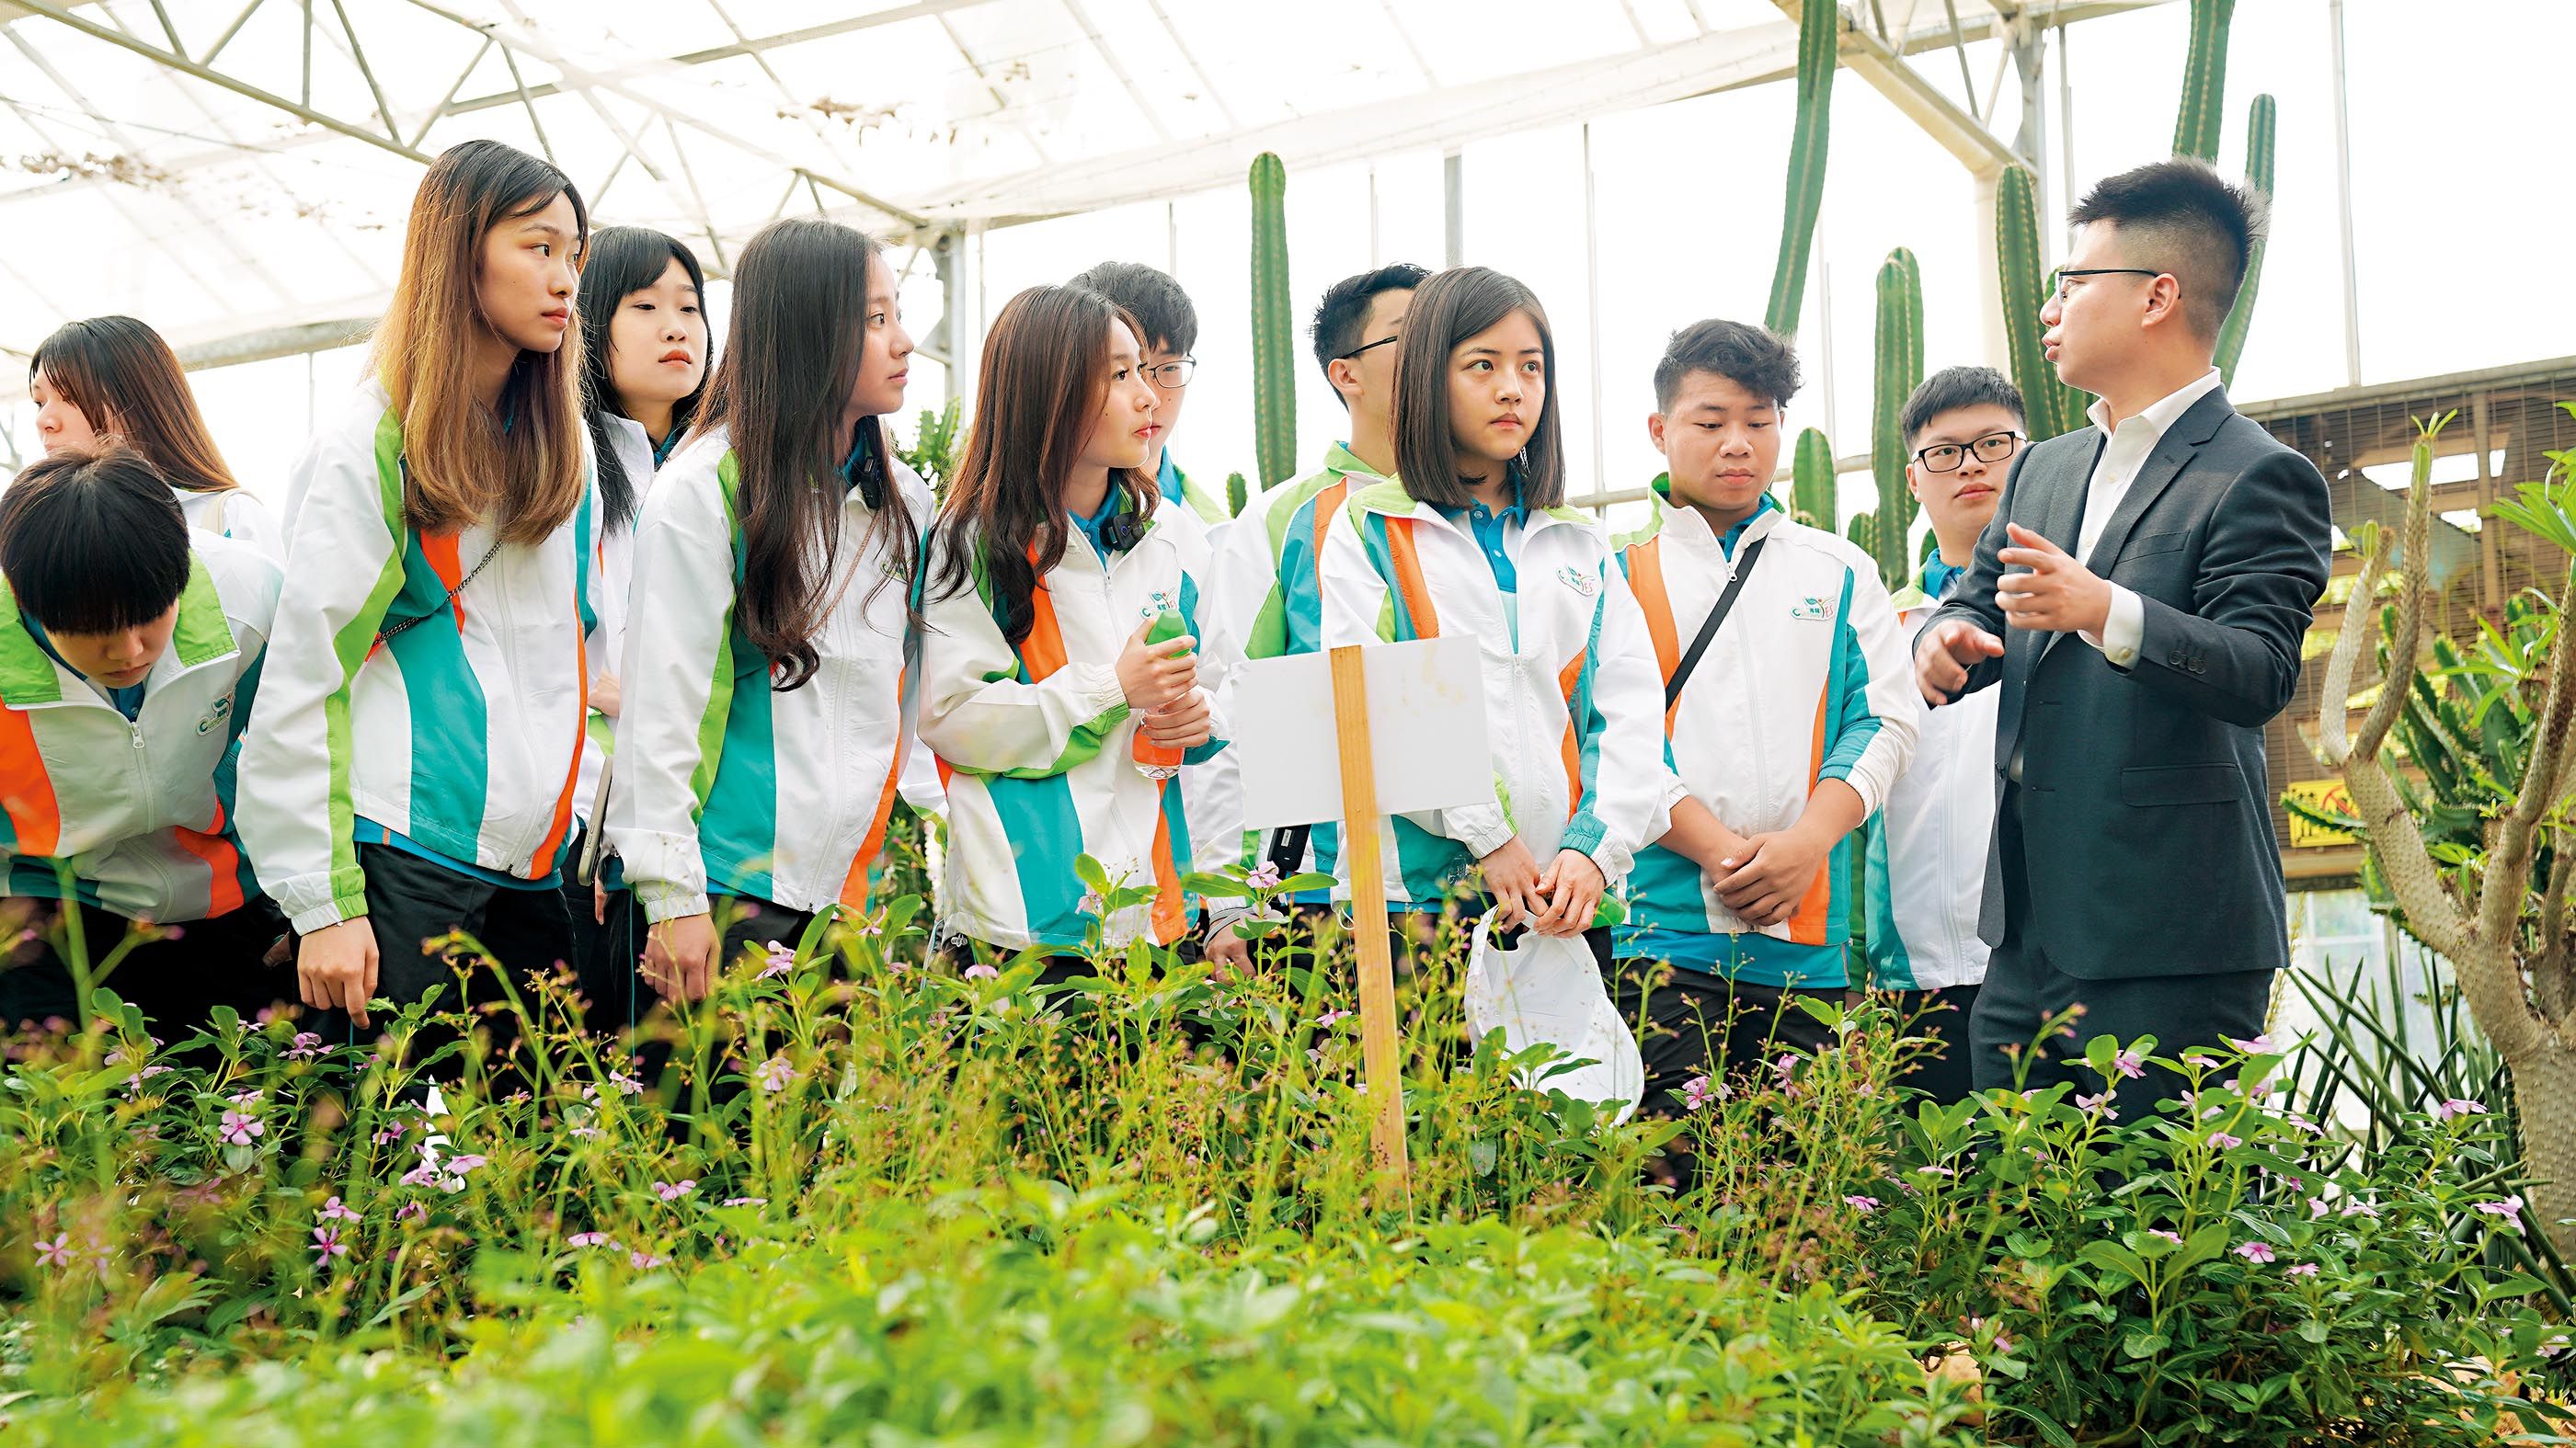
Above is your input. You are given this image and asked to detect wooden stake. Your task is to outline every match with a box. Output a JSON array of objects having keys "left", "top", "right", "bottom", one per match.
[{"left": 1328, "top": 644, "right": 1410, "bottom": 1195}]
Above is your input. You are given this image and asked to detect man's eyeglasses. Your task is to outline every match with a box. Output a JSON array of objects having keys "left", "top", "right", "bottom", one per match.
[
  {"left": 1335, "top": 334, "right": 1399, "bottom": 362},
  {"left": 1144, "top": 357, "right": 1196, "bottom": 388},
  {"left": 2049, "top": 267, "right": 2162, "bottom": 301},
  {"left": 1913, "top": 430, "right": 2024, "bottom": 473}
]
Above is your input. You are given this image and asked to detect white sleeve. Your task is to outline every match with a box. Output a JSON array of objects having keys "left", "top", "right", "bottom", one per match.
[
  {"left": 604, "top": 467, "right": 735, "bottom": 924},
  {"left": 915, "top": 537, "right": 1128, "bottom": 775},
  {"left": 1568, "top": 562, "right": 1672, "bottom": 881},
  {"left": 1822, "top": 565, "right": 1924, "bottom": 818}
]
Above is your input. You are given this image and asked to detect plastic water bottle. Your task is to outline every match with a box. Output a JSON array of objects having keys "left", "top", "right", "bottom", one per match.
[{"left": 1132, "top": 603, "right": 1190, "bottom": 781}]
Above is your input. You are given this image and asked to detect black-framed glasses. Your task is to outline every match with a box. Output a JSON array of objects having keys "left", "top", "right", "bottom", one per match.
[
  {"left": 1914, "top": 430, "right": 2024, "bottom": 473},
  {"left": 1335, "top": 334, "right": 1399, "bottom": 362},
  {"left": 1143, "top": 357, "right": 1196, "bottom": 388},
  {"left": 2049, "top": 266, "right": 2162, "bottom": 301}
]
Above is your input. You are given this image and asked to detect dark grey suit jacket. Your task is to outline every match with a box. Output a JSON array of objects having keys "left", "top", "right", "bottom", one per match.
[{"left": 1921, "top": 385, "right": 2331, "bottom": 981}]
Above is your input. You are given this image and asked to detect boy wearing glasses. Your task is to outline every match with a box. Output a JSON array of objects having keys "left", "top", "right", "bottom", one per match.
[
  {"left": 1863, "top": 367, "right": 2024, "bottom": 1102},
  {"left": 1069, "top": 260, "right": 1229, "bottom": 529},
  {"left": 1610, "top": 319, "right": 1918, "bottom": 1120}
]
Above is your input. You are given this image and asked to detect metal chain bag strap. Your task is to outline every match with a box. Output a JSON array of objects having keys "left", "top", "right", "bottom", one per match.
[{"left": 373, "top": 456, "right": 505, "bottom": 647}]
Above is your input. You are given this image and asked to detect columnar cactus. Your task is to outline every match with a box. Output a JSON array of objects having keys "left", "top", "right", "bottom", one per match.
[
  {"left": 1249, "top": 152, "right": 1296, "bottom": 490},
  {"left": 1764, "top": 0, "right": 1836, "bottom": 336},
  {"left": 2171, "top": 0, "right": 2238, "bottom": 161},
  {"left": 1996, "top": 165, "right": 2083, "bottom": 440},
  {"left": 1790, "top": 426, "right": 1837, "bottom": 531},
  {"left": 2214, "top": 94, "right": 2275, "bottom": 386},
  {"left": 1869, "top": 247, "right": 1925, "bottom": 591}
]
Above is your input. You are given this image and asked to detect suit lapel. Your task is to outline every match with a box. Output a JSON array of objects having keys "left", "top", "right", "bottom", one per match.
[{"left": 2082, "top": 387, "right": 2234, "bottom": 575}]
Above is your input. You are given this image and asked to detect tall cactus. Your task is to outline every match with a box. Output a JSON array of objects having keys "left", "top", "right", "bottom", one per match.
[
  {"left": 2170, "top": 0, "right": 2238, "bottom": 161},
  {"left": 1764, "top": 0, "right": 1836, "bottom": 336},
  {"left": 1789, "top": 426, "right": 1837, "bottom": 530},
  {"left": 1249, "top": 152, "right": 1296, "bottom": 490},
  {"left": 1869, "top": 247, "right": 1925, "bottom": 591},
  {"left": 1996, "top": 165, "right": 2082, "bottom": 440},
  {"left": 2214, "top": 93, "right": 2275, "bottom": 386}
]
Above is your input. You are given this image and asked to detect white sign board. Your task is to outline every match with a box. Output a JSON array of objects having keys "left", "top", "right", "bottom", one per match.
[{"left": 1232, "top": 634, "right": 1492, "bottom": 831}]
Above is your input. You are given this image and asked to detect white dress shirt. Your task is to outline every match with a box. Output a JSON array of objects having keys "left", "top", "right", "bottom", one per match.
[{"left": 2074, "top": 367, "right": 2224, "bottom": 668}]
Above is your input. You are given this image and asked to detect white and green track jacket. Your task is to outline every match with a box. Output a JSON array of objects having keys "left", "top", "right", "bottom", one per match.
[
  {"left": 1864, "top": 566, "right": 1998, "bottom": 992},
  {"left": 237, "top": 382, "right": 598, "bottom": 935},
  {"left": 919, "top": 495, "right": 1227, "bottom": 952},
  {"left": 1313, "top": 480, "right": 1666, "bottom": 911},
  {"left": 0, "top": 533, "right": 278, "bottom": 922},
  {"left": 607, "top": 428, "right": 931, "bottom": 924}
]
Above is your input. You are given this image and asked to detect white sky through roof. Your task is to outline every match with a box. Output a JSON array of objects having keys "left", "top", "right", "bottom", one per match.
[{"left": 0, "top": 0, "right": 2559, "bottom": 530}]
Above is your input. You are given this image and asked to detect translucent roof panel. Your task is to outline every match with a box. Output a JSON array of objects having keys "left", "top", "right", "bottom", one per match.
[{"left": 0, "top": 0, "right": 2054, "bottom": 357}]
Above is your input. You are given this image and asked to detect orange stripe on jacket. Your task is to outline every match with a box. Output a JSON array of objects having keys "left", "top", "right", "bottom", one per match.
[
  {"left": 527, "top": 611, "right": 587, "bottom": 875},
  {"left": 1313, "top": 479, "right": 1352, "bottom": 553},
  {"left": 166, "top": 828, "right": 245, "bottom": 918},
  {"left": 421, "top": 532, "right": 467, "bottom": 633},
  {"left": 1555, "top": 647, "right": 1587, "bottom": 820},
  {"left": 1786, "top": 685, "right": 1836, "bottom": 944},
  {"left": 838, "top": 673, "right": 911, "bottom": 912},
  {"left": 1382, "top": 517, "right": 1439, "bottom": 639},
  {"left": 0, "top": 708, "right": 61, "bottom": 857},
  {"left": 1622, "top": 538, "right": 1683, "bottom": 734},
  {"left": 1019, "top": 543, "right": 1070, "bottom": 682}
]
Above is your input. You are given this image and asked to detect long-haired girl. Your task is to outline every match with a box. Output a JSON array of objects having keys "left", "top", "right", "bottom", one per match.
[
  {"left": 607, "top": 216, "right": 930, "bottom": 1002},
  {"left": 1313, "top": 266, "right": 1663, "bottom": 948},
  {"left": 237, "top": 139, "right": 595, "bottom": 1035},
  {"left": 919, "top": 284, "right": 1223, "bottom": 963},
  {"left": 29, "top": 315, "right": 281, "bottom": 561},
  {"left": 567, "top": 225, "right": 707, "bottom": 1021}
]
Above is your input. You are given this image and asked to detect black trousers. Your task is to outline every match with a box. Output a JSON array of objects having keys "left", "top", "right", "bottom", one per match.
[
  {"left": 560, "top": 826, "right": 647, "bottom": 1037},
  {"left": 306, "top": 844, "right": 575, "bottom": 1051},
  {"left": 1968, "top": 783, "right": 2271, "bottom": 1111},
  {"left": 1600, "top": 953, "right": 1841, "bottom": 1121},
  {"left": 1887, "top": 983, "right": 1982, "bottom": 1105},
  {"left": 0, "top": 895, "right": 292, "bottom": 1037}
]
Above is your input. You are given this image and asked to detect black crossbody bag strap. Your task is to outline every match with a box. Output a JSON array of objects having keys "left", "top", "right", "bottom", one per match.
[{"left": 1663, "top": 535, "right": 1769, "bottom": 708}]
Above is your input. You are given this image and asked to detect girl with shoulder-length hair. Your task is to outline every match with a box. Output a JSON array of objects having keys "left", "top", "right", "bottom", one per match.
[
  {"left": 1313, "top": 265, "right": 1664, "bottom": 952},
  {"left": 608, "top": 216, "right": 934, "bottom": 1003},
  {"left": 562, "top": 225, "right": 707, "bottom": 1022},
  {"left": 918, "top": 283, "right": 1225, "bottom": 966},
  {"left": 237, "top": 138, "right": 598, "bottom": 1039},
  {"left": 29, "top": 315, "right": 282, "bottom": 560}
]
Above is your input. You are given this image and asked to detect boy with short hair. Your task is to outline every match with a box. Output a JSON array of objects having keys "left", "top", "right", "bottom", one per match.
[
  {"left": 1197, "top": 262, "right": 1427, "bottom": 963},
  {"left": 0, "top": 442, "right": 288, "bottom": 1031},
  {"left": 1068, "top": 260, "right": 1229, "bottom": 529},
  {"left": 1865, "top": 366, "right": 2023, "bottom": 1102},
  {"left": 1610, "top": 319, "right": 1918, "bottom": 1115}
]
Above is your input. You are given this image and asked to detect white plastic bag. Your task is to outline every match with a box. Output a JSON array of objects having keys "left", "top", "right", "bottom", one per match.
[{"left": 1462, "top": 918, "right": 1644, "bottom": 1123}]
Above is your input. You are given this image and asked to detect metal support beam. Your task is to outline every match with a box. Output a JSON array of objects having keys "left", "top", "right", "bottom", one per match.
[
  {"left": 933, "top": 223, "right": 984, "bottom": 411},
  {"left": 1442, "top": 150, "right": 1462, "bottom": 268},
  {"left": 2329, "top": 0, "right": 2363, "bottom": 385},
  {"left": 1059, "top": 0, "right": 1172, "bottom": 145}
]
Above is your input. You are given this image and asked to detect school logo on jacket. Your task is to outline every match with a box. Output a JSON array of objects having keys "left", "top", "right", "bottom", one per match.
[
  {"left": 1555, "top": 565, "right": 1598, "bottom": 599},
  {"left": 1789, "top": 596, "right": 1833, "bottom": 621},
  {"left": 195, "top": 692, "right": 235, "bottom": 735}
]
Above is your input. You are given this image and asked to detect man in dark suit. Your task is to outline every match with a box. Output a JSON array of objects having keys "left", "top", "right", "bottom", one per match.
[{"left": 1913, "top": 158, "right": 2331, "bottom": 1109}]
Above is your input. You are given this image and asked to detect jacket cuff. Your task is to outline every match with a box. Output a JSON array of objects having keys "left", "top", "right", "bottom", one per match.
[
  {"left": 1074, "top": 660, "right": 1127, "bottom": 716},
  {"left": 290, "top": 900, "right": 357, "bottom": 936},
  {"left": 636, "top": 881, "right": 711, "bottom": 925},
  {"left": 1450, "top": 804, "right": 1516, "bottom": 861}
]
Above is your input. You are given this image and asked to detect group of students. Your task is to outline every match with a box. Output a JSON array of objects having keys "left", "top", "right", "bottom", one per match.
[{"left": 0, "top": 132, "right": 2067, "bottom": 1115}]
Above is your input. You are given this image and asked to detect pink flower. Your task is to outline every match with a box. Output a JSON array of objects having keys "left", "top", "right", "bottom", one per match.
[
  {"left": 309, "top": 1226, "right": 348, "bottom": 1265},
  {"left": 33, "top": 1233, "right": 72, "bottom": 1269},
  {"left": 756, "top": 1055, "right": 795, "bottom": 1093},
  {"left": 1244, "top": 862, "right": 1284, "bottom": 891},
  {"left": 1680, "top": 1075, "right": 1724, "bottom": 1112},
  {"left": 395, "top": 1202, "right": 427, "bottom": 1224},
  {"left": 567, "top": 1232, "right": 615, "bottom": 1248},
  {"left": 628, "top": 1250, "right": 667, "bottom": 1270},
  {"left": 654, "top": 1180, "right": 695, "bottom": 1202},
  {"left": 2225, "top": 1033, "right": 2277, "bottom": 1055},
  {"left": 2285, "top": 1261, "right": 2320, "bottom": 1277},
  {"left": 2235, "top": 1240, "right": 2275, "bottom": 1263},
  {"left": 2147, "top": 1229, "right": 2182, "bottom": 1245},
  {"left": 318, "top": 1196, "right": 361, "bottom": 1224},
  {"left": 288, "top": 1032, "right": 324, "bottom": 1060},
  {"left": 219, "top": 1110, "right": 264, "bottom": 1146},
  {"left": 759, "top": 941, "right": 794, "bottom": 980},
  {"left": 227, "top": 1089, "right": 262, "bottom": 1105},
  {"left": 2183, "top": 1053, "right": 2218, "bottom": 1071},
  {"left": 2341, "top": 1198, "right": 2379, "bottom": 1220},
  {"left": 964, "top": 963, "right": 999, "bottom": 981},
  {"left": 721, "top": 1196, "right": 766, "bottom": 1208},
  {"left": 2074, "top": 1092, "right": 2118, "bottom": 1119},
  {"left": 443, "top": 1154, "right": 487, "bottom": 1177},
  {"left": 1316, "top": 1009, "right": 1350, "bottom": 1029},
  {"left": 2208, "top": 1132, "right": 2243, "bottom": 1150},
  {"left": 1843, "top": 1194, "right": 1881, "bottom": 1213},
  {"left": 2112, "top": 1049, "right": 2145, "bottom": 1080},
  {"left": 2308, "top": 1197, "right": 2331, "bottom": 1219},
  {"left": 1915, "top": 1164, "right": 1956, "bottom": 1178},
  {"left": 1771, "top": 1054, "right": 1798, "bottom": 1086},
  {"left": 398, "top": 1164, "right": 439, "bottom": 1190},
  {"left": 2435, "top": 1098, "right": 2488, "bottom": 1121},
  {"left": 2474, "top": 1195, "right": 2526, "bottom": 1234}
]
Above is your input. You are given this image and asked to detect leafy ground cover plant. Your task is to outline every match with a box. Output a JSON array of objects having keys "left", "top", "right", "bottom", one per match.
[{"left": 0, "top": 862, "right": 2561, "bottom": 1444}]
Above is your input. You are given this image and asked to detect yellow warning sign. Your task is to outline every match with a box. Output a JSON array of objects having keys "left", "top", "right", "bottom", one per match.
[{"left": 2284, "top": 778, "right": 2359, "bottom": 848}]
